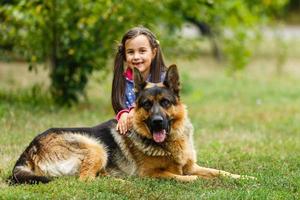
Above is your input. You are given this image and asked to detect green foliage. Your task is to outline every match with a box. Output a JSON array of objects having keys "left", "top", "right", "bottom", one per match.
[
  {"left": 0, "top": 0, "right": 289, "bottom": 105},
  {"left": 0, "top": 0, "right": 162, "bottom": 105}
]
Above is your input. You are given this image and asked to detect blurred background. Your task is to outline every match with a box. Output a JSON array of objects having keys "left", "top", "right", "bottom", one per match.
[{"left": 0, "top": 0, "right": 299, "bottom": 106}]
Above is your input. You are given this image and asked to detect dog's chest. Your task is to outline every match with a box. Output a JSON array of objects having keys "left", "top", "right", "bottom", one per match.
[
  {"left": 128, "top": 134, "right": 171, "bottom": 157},
  {"left": 167, "top": 139, "right": 193, "bottom": 165},
  {"left": 128, "top": 135, "right": 192, "bottom": 170}
]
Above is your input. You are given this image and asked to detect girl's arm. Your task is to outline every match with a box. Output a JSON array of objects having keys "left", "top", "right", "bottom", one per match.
[
  {"left": 116, "top": 109, "right": 130, "bottom": 121},
  {"left": 116, "top": 106, "right": 134, "bottom": 135}
]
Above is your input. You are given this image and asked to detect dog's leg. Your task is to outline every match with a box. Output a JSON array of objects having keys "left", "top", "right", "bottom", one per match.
[
  {"left": 142, "top": 170, "right": 198, "bottom": 182},
  {"left": 79, "top": 143, "right": 108, "bottom": 181},
  {"left": 184, "top": 163, "right": 241, "bottom": 179},
  {"left": 11, "top": 166, "right": 52, "bottom": 184}
]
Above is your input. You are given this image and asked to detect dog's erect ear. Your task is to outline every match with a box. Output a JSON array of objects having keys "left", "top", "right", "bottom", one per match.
[
  {"left": 163, "top": 64, "right": 180, "bottom": 97},
  {"left": 134, "top": 67, "right": 147, "bottom": 93}
]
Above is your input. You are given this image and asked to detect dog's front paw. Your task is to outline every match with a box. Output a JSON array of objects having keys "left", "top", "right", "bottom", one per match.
[
  {"left": 240, "top": 175, "right": 257, "bottom": 180},
  {"left": 222, "top": 172, "right": 256, "bottom": 180}
]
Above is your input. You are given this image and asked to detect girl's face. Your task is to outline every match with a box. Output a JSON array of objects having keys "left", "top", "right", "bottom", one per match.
[{"left": 125, "top": 35, "right": 157, "bottom": 79}]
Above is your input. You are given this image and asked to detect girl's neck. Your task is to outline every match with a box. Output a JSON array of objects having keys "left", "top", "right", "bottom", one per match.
[
  {"left": 142, "top": 70, "right": 150, "bottom": 80},
  {"left": 142, "top": 72, "right": 149, "bottom": 80}
]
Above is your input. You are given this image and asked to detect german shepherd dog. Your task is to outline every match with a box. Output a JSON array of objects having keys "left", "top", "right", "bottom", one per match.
[{"left": 11, "top": 65, "right": 244, "bottom": 184}]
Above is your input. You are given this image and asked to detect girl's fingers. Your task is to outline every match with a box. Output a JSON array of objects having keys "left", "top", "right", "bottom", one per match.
[
  {"left": 123, "top": 121, "right": 128, "bottom": 134},
  {"left": 117, "top": 112, "right": 129, "bottom": 135},
  {"left": 117, "top": 112, "right": 130, "bottom": 135},
  {"left": 116, "top": 122, "right": 122, "bottom": 132},
  {"left": 118, "top": 123, "right": 123, "bottom": 134},
  {"left": 127, "top": 117, "right": 132, "bottom": 130},
  {"left": 120, "top": 124, "right": 125, "bottom": 134},
  {"left": 117, "top": 121, "right": 127, "bottom": 135}
]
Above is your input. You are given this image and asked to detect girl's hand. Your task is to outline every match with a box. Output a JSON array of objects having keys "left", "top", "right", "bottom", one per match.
[{"left": 116, "top": 112, "right": 129, "bottom": 135}]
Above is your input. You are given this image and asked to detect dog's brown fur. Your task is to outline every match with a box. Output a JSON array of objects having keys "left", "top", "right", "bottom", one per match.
[{"left": 11, "top": 65, "right": 244, "bottom": 184}]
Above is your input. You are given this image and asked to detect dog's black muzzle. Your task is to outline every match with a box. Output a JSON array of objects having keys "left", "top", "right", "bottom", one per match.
[
  {"left": 151, "top": 115, "right": 165, "bottom": 131},
  {"left": 147, "top": 113, "right": 170, "bottom": 143}
]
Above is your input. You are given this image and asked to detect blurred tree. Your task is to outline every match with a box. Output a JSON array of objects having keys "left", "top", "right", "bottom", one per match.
[
  {"left": 0, "top": 0, "right": 289, "bottom": 105},
  {"left": 289, "top": 0, "right": 300, "bottom": 10},
  {"left": 0, "top": 0, "right": 18, "bottom": 57},
  {"left": 161, "top": 0, "right": 289, "bottom": 73},
  {"left": 0, "top": 0, "right": 161, "bottom": 105}
]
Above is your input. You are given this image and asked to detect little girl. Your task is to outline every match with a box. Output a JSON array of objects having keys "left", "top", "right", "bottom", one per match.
[{"left": 111, "top": 26, "right": 167, "bottom": 134}]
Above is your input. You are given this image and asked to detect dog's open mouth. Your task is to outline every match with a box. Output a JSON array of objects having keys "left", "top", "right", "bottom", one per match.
[{"left": 153, "top": 129, "right": 167, "bottom": 143}]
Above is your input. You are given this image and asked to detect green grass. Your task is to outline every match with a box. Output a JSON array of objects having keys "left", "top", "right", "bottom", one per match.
[{"left": 0, "top": 55, "right": 300, "bottom": 199}]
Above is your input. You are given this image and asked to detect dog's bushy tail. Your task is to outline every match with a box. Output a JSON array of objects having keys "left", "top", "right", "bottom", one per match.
[{"left": 9, "top": 166, "right": 51, "bottom": 185}]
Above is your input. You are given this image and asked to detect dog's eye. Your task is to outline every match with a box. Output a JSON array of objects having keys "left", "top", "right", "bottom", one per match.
[
  {"left": 142, "top": 100, "right": 152, "bottom": 110},
  {"left": 160, "top": 99, "right": 171, "bottom": 108}
]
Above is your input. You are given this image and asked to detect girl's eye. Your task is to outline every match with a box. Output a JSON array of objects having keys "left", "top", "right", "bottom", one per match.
[
  {"left": 127, "top": 51, "right": 134, "bottom": 55},
  {"left": 160, "top": 99, "right": 171, "bottom": 108}
]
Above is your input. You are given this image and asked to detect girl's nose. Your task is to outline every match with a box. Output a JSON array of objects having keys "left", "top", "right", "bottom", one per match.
[{"left": 133, "top": 52, "right": 140, "bottom": 60}]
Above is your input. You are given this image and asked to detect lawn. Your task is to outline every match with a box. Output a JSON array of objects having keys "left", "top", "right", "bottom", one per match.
[{"left": 0, "top": 52, "right": 299, "bottom": 199}]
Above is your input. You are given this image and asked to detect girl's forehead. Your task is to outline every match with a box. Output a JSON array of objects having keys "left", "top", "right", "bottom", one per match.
[{"left": 125, "top": 35, "right": 151, "bottom": 49}]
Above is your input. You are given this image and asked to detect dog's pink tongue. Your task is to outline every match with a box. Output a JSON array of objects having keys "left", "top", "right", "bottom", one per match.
[{"left": 153, "top": 130, "right": 166, "bottom": 143}]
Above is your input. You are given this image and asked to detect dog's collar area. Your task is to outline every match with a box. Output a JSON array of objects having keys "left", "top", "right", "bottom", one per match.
[{"left": 127, "top": 130, "right": 171, "bottom": 157}]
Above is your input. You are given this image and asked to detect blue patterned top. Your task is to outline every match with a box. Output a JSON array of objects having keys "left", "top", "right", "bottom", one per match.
[{"left": 124, "top": 78, "right": 135, "bottom": 108}]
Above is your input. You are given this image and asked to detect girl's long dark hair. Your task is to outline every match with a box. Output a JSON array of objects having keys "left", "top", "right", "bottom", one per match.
[{"left": 111, "top": 27, "right": 167, "bottom": 114}]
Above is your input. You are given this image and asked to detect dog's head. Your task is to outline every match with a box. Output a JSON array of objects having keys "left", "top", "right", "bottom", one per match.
[{"left": 132, "top": 64, "right": 186, "bottom": 143}]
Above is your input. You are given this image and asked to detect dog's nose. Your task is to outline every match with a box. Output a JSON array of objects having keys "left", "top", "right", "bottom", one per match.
[
  {"left": 152, "top": 115, "right": 164, "bottom": 124},
  {"left": 151, "top": 115, "right": 163, "bottom": 126}
]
